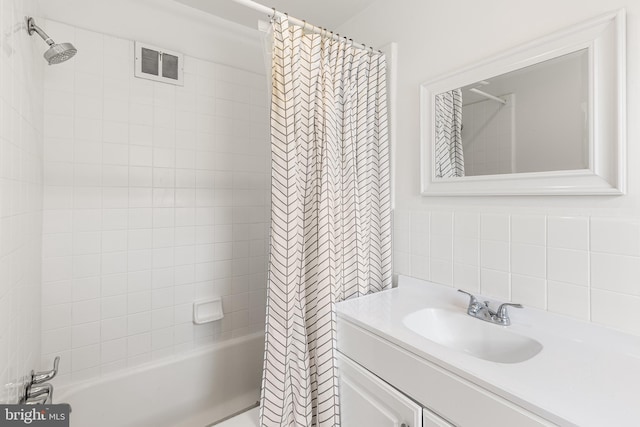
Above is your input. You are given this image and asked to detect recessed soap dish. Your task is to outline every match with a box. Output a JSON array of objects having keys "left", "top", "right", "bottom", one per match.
[{"left": 193, "top": 298, "right": 224, "bottom": 324}]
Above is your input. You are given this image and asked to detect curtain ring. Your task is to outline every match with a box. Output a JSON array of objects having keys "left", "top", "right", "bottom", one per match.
[{"left": 302, "top": 20, "right": 306, "bottom": 31}]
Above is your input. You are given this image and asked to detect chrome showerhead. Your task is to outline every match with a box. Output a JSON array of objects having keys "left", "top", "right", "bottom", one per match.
[
  {"left": 44, "top": 42, "right": 77, "bottom": 65},
  {"left": 26, "top": 17, "right": 77, "bottom": 65}
]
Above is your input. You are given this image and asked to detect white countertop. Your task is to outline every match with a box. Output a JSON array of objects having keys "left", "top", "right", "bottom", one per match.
[{"left": 335, "top": 275, "right": 640, "bottom": 427}]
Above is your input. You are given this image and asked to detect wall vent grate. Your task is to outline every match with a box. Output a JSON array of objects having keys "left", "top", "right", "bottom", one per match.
[{"left": 134, "top": 42, "right": 183, "bottom": 86}]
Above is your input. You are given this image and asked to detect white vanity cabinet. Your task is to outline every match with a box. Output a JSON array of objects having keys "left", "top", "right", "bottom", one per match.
[
  {"left": 337, "top": 352, "right": 424, "bottom": 427},
  {"left": 338, "top": 351, "right": 455, "bottom": 427},
  {"left": 337, "top": 319, "right": 555, "bottom": 427}
]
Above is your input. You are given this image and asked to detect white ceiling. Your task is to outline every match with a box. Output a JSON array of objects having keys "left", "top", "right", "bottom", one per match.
[{"left": 173, "top": 0, "right": 378, "bottom": 30}]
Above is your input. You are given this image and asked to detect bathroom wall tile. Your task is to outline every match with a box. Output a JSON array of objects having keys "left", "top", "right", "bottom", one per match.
[
  {"left": 430, "top": 259, "right": 452, "bottom": 286},
  {"left": 72, "top": 322, "right": 100, "bottom": 348},
  {"left": 454, "top": 263, "right": 479, "bottom": 292},
  {"left": 410, "top": 211, "right": 430, "bottom": 235},
  {"left": 511, "top": 274, "right": 546, "bottom": 309},
  {"left": 101, "top": 338, "right": 127, "bottom": 364},
  {"left": 454, "top": 235, "right": 479, "bottom": 267},
  {"left": 547, "top": 216, "right": 589, "bottom": 250},
  {"left": 430, "top": 234, "right": 453, "bottom": 261},
  {"left": 430, "top": 211, "right": 453, "bottom": 236},
  {"left": 591, "top": 217, "right": 640, "bottom": 257},
  {"left": 455, "top": 212, "right": 480, "bottom": 239},
  {"left": 101, "top": 317, "right": 127, "bottom": 341},
  {"left": 481, "top": 213, "right": 509, "bottom": 241},
  {"left": 511, "top": 243, "right": 545, "bottom": 278},
  {"left": 547, "top": 280, "right": 589, "bottom": 320},
  {"left": 480, "top": 240, "right": 509, "bottom": 272},
  {"left": 39, "top": 24, "right": 268, "bottom": 382},
  {"left": 480, "top": 269, "right": 510, "bottom": 300},
  {"left": 548, "top": 248, "right": 588, "bottom": 287},
  {"left": 410, "top": 255, "right": 429, "bottom": 281},
  {"left": 591, "top": 252, "right": 640, "bottom": 296},
  {"left": 591, "top": 289, "right": 640, "bottom": 336},
  {"left": 511, "top": 214, "right": 546, "bottom": 245},
  {"left": 71, "top": 345, "right": 101, "bottom": 372}
]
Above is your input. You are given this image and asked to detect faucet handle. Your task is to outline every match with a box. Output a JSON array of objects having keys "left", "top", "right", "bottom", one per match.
[
  {"left": 458, "top": 289, "right": 485, "bottom": 314},
  {"left": 457, "top": 289, "right": 478, "bottom": 304},
  {"left": 496, "top": 302, "right": 523, "bottom": 325},
  {"left": 31, "top": 356, "right": 59, "bottom": 385}
]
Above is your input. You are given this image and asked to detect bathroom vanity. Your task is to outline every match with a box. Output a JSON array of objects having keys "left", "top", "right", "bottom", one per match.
[{"left": 335, "top": 276, "right": 640, "bottom": 427}]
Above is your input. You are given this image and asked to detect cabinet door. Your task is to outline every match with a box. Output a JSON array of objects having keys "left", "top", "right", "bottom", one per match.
[
  {"left": 423, "top": 408, "right": 455, "bottom": 427},
  {"left": 338, "top": 352, "right": 422, "bottom": 427}
]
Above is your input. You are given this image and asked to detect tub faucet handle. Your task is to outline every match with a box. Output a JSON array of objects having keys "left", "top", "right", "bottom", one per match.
[{"left": 32, "top": 356, "right": 59, "bottom": 385}]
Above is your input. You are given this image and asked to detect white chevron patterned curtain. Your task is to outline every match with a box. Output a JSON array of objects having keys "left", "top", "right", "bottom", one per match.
[
  {"left": 434, "top": 89, "right": 464, "bottom": 177},
  {"left": 260, "top": 16, "right": 392, "bottom": 427}
]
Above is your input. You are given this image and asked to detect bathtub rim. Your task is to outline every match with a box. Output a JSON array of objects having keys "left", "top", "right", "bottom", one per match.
[{"left": 57, "top": 331, "right": 265, "bottom": 401}]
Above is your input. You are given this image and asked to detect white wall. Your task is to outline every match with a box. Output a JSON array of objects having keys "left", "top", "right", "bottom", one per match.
[
  {"left": 338, "top": 0, "right": 640, "bottom": 336},
  {"left": 36, "top": 0, "right": 266, "bottom": 74},
  {"left": 0, "top": 0, "right": 45, "bottom": 404},
  {"left": 40, "top": 21, "right": 270, "bottom": 382}
]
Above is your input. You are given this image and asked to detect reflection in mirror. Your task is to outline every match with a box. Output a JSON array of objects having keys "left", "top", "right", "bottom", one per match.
[{"left": 435, "top": 49, "right": 589, "bottom": 178}]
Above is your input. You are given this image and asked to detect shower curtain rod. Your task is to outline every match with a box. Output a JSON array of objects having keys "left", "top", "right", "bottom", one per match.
[
  {"left": 231, "top": 0, "right": 376, "bottom": 52},
  {"left": 468, "top": 88, "right": 507, "bottom": 105}
]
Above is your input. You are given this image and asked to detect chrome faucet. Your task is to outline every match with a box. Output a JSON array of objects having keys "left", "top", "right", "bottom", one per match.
[
  {"left": 19, "top": 356, "right": 59, "bottom": 405},
  {"left": 458, "top": 290, "right": 522, "bottom": 326}
]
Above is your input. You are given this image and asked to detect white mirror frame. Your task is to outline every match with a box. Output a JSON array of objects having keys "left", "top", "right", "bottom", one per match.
[{"left": 420, "top": 10, "right": 626, "bottom": 196}]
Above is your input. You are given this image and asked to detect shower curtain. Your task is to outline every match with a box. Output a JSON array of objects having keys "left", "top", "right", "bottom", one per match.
[
  {"left": 434, "top": 89, "right": 464, "bottom": 177},
  {"left": 260, "top": 16, "right": 392, "bottom": 427}
]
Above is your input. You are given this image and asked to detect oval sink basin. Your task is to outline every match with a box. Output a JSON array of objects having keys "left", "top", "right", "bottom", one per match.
[{"left": 403, "top": 308, "right": 543, "bottom": 363}]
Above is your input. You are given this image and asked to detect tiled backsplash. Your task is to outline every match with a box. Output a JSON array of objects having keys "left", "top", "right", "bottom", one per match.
[
  {"left": 394, "top": 210, "right": 640, "bottom": 337},
  {"left": 40, "top": 21, "right": 270, "bottom": 382},
  {"left": 0, "top": 0, "right": 44, "bottom": 403}
]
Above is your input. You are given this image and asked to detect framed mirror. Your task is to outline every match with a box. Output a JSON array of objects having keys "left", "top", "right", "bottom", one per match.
[{"left": 420, "top": 10, "right": 625, "bottom": 196}]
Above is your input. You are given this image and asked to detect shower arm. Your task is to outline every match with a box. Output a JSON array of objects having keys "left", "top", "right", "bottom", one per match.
[{"left": 27, "top": 17, "right": 55, "bottom": 46}]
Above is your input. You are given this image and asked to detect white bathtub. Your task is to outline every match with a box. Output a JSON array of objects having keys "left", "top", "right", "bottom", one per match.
[{"left": 57, "top": 332, "right": 264, "bottom": 427}]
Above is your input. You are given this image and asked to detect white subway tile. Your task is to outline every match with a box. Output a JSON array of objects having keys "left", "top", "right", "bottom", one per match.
[
  {"left": 548, "top": 248, "right": 588, "bottom": 286},
  {"left": 410, "top": 255, "right": 430, "bottom": 280},
  {"left": 511, "top": 274, "right": 546, "bottom": 309},
  {"left": 454, "top": 237, "right": 479, "bottom": 266},
  {"left": 454, "top": 263, "right": 479, "bottom": 292},
  {"left": 100, "top": 274, "right": 126, "bottom": 297},
  {"left": 480, "top": 240, "right": 509, "bottom": 272},
  {"left": 480, "top": 269, "right": 510, "bottom": 300},
  {"left": 39, "top": 28, "right": 271, "bottom": 381},
  {"left": 430, "top": 211, "right": 453, "bottom": 236},
  {"left": 547, "top": 280, "right": 589, "bottom": 320},
  {"left": 72, "top": 299, "right": 100, "bottom": 324},
  {"left": 101, "top": 230, "right": 127, "bottom": 252},
  {"left": 72, "top": 322, "right": 100, "bottom": 348},
  {"left": 511, "top": 243, "right": 546, "bottom": 278},
  {"left": 591, "top": 217, "right": 640, "bottom": 256},
  {"left": 71, "top": 277, "right": 100, "bottom": 302},
  {"left": 73, "top": 232, "right": 101, "bottom": 255},
  {"left": 127, "top": 312, "right": 152, "bottom": 336},
  {"left": 591, "top": 252, "right": 640, "bottom": 296},
  {"left": 71, "top": 344, "right": 100, "bottom": 371},
  {"left": 127, "top": 333, "right": 151, "bottom": 357},
  {"left": 454, "top": 212, "right": 479, "bottom": 238},
  {"left": 547, "top": 216, "right": 589, "bottom": 250},
  {"left": 42, "top": 304, "right": 72, "bottom": 331},
  {"left": 101, "top": 338, "right": 127, "bottom": 363},
  {"left": 430, "top": 234, "right": 453, "bottom": 261},
  {"left": 511, "top": 214, "right": 546, "bottom": 245},
  {"left": 591, "top": 289, "right": 640, "bottom": 336},
  {"left": 430, "top": 259, "right": 452, "bottom": 286},
  {"left": 481, "top": 213, "right": 509, "bottom": 241}
]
